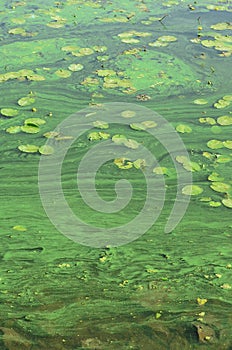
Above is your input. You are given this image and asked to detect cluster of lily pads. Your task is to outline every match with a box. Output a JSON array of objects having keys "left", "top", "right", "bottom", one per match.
[{"left": 191, "top": 21, "right": 232, "bottom": 57}]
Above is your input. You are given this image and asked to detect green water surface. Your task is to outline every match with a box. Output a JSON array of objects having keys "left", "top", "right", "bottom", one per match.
[{"left": 0, "top": 0, "right": 232, "bottom": 349}]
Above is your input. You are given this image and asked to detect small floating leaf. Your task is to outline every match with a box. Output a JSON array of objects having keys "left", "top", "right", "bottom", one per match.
[
  {"left": 209, "top": 201, "right": 221, "bottom": 207},
  {"left": 55, "top": 69, "right": 72, "bottom": 78},
  {"left": 207, "top": 139, "right": 224, "bottom": 149},
  {"left": 88, "top": 131, "right": 110, "bottom": 141},
  {"left": 193, "top": 98, "right": 208, "bottom": 105},
  {"left": 68, "top": 63, "right": 84, "bottom": 72},
  {"left": 13, "top": 225, "right": 27, "bottom": 231},
  {"left": 24, "top": 118, "right": 46, "bottom": 126},
  {"left": 18, "top": 96, "right": 35, "bottom": 107},
  {"left": 21, "top": 125, "right": 40, "bottom": 134},
  {"left": 18, "top": 144, "right": 39, "bottom": 153},
  {"left": 121, "top": 110, "right": 136, "bottom": 118},
  {"left": 199, "top": 117, "right": 216, "bottom": 125},
  {"left": 1, "top": 108, "right": 19, "bottom": 117},
  {"left": 210, "top": 182, "right": 230, "bottom": 193},
  {"left": 208, "top": 172, "right": 224, "bottom": 182},
  {"left": 43, "top": 131, "right": 60, "bottom": 138},
  {"left": 182, "top": 185, "right": 203, "bottom": 196},
  {"left": 39, "top": 145, "right": 54, "bottom": 155},
  {"left": 6, "top": 126, "right": 21, "bottom": 134},
  {"left": 114, "top": 158, "right": 133, "bottom": 169},
  {"left": 223, "top": 140, "right": 232, "bottom": 149},
  {"left": 133, "top": 159, "right": 146, "bottom": 169},
  {"left": 176, "top": 124, "right": 192, "bottom": 133},
  {"left": 217, "top": 115, "right": 232, "bottom": 125},
  {"left": 222, "top": 198, "right": 232, "bottom": 209},
  {"left": 123, "top": 138, "right": 139, "bottom": 149},
  {"left": 112, "top": 134, "right": 128, "bottom": 145},
  {"left": 92, "top": 120, "right": 109, "bottom": 129}
]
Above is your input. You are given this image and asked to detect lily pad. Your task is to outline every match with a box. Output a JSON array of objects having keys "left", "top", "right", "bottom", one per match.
[
  {"left": 6, "top": 126, "right": 22, "bottom": 134},
  {"left": 123, "top": 139, "right": 139, "bottom": 149},
  {"left": 55, "top": 69, "right": 72, "bottom": 78},
  {"left": 208, "top": 172, "right": 224, "bottom": 182},
  {"left": 182, "top": 185, "right": 203, "bottom": 196},
  {"left": 207, "top": 139, "right": 224, "bottom": 149},
  {"left": 199, "top": 117, "right": 216, "bottom": 125},
  {"left": 1, "top": 108, "right": 19, "bottom": 117},
  {"left": 18, "top": 96, "right": 35, "bottom": 107},
  {"left": 92, "top": 120, "right": 109, "bottom": 129},
  {"left": 18, "top": 144, "right": 39, "bottom": 153},
  {"left": 114, "top": 158, "right": 133, "bottom": 169},
  {"left": 21, "top": 125, "right": 40, "bottom": 134},
  {"left": 13, "top": 225, "right": 27, "bottom": 231},
  {"left": 222, "top": 198, "right": 232, "bottom": 209},
  {"left": 88, "top": 131, "right": 110, "bottom": 141},
  {"left": 223, "top": 140, "right": 232, "bottom": 149},
  {"left": 39, "top": 145, "right": 54, "bottom": 155},
  {"left": 133, "top": 159, "right": 146, "bottom": 169},
  {"left": 193, "top": 98, "right": 208, "bottom": 105},
  {"left": 210, "top": 182, "right": 230, "bottom": 193},
  {"left": 176, "top": 124, "right": 192, "bottom": 133},
  {"left": 68, "top": 63, "right": 84, "bottom": 72},
  {"left": 209, "top": 201, "right": 221, "bottom": 207},
  {"left": 112, "top": 134, "right": 128, "bottom": 145},
  {"left": 217, "top": 115, "right": 232, "bottom": 125},
  {"left": 121, "top": 110, "right": 136, "bottom": 118},
  {"left": 24, "top": 118, "right": 46, "bottom": 126}
]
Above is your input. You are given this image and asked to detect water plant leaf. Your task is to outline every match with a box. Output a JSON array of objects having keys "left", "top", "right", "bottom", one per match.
[
  {"left": 68, "top": 64, "right": 84, "bottom": 72},
  {"left": 123, "top": 139, "right": 139, "bottom": 149},
  {"left": 6, "top": 126, "right": 22, "bottom": 134},
  {"left": 217, "top": 116, "right": 232, "bottom": 125},
  {"left": 18, "top": 96, "right": 35, "bottom": 106},
  {"left": 39, "top": 145, "right": 54, "bottom": 155},
  {"left": 121, "top": 110, "right": 136, "bottom": 118},
  {"left": 223, "top": 140, "right": 232, "bottom": 149},
  {"left": 18, "top": 144, "right": 39, "bottom": 153},
  {"left": 209, "top": 201, "right": 221, "bottom": 207},
  {"left": 21, "top": 125, "right": 40, "bottom": 134},
  {"left": 55, "top": 69, "right": 72, "bottom": 78},
  {"left": 92, "top": 121, "right": 109, "bottom": 129},
  {"left": 207, "top": 139, "right": 224, "bottom": 149},
  {"left": 88, "top": 131, "right": 110, "bottom": 141},
  {"left": 1, "top": 108, "right": 19, "bottom": 117},
  {"left": 199, "top": 117, "right": 216, "bottom": 125},
  {"left": 208, "top": 172, "right": 224, "bottom": 182},
  {"left": 176, "top": 124, "right": 192, "bottom": 133},
  {"left": 222, "top": 198, "right": 232, "bottom": 209},
  {"left": 133, "top": 159, "right": 146, "bottom": 169},
  {"left": 182, "top": 185, "right": 203, "bottom": 196},
  {"left": 210, "top": 182, "right": 230, "bottom": 193},
  {"left": 114, "top": 158, "right": 133, "bottom": 169},
  {"left": 112, "top": 134, "right": 128, "bottom": 145},
  {"left": 24, "top": 118, "right": 46, "bottom": 126},
  {"left": 13, "top": 225, "right": 27, "bottom": 231},
  {"left": 193, "top": 98, "right": 208, "bottom": 105}
]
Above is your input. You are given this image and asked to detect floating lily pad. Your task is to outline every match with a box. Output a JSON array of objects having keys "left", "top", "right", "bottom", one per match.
[
  {"left": 43, "top": 131, "right": 60, "bottom": 138},
  {"left": 68, "top": 64, "right": 84, "bottom": 72},
  {"left": 121, "top": 110, "right": 136, "bottom": 118},
  {"left": 112, "top": 134, "right": 128, "bottom": 145},
  {"left": 209, "top": 201, "right": 221, "bottom": 207},
  {"left": 96, "top": 69, "right": 116, "bottom": 77},
  {"left": 193, "top": 98, "right": 208, "bottom": 105},
  {"left": 114, "top": 158, "right": 133, "bottom": 169},
  {"left": 18, "top": 96, "right": 35, "bottom": 106},
  {"left": 1, "top": 108, "right": 19, "bottom": 117},
  {"left": 176, "top": 124, "right": 192, "bottom": 133},
  {"left": 176, "top": 155, "right": 200, "bottom": 172},
  {"left": 153, "top": 166, "right": 169, "bottom": 175},
  {"left": 13, "top": 225, "right": 27, "bottom": 231},
  {"left": 78, "top": 48, "right": 94, "bottom": 56},
  {"left": 182, "top": 185, "right": 203, "bottom": 196},
  {"left": 133, "top": 159, "right": 146, "bottom": 169},
  {"left": 210, "top": 182, "right": 230, "bottom": 193},
  {"left": 124, "top": 139, "right": 139, "bottom": 149},
  {"left": 216, "top": 155, "right": 231, "bottom": 163},
  {"left": 55, "top": 69, "right": 72, "bottom": 78},
  {"left": 88, "top": 131, "right": 110, "bottom": 141},
  {"left": 6, "top": 126, "right": 21, "bottom": 134},
  {"left": 24, "top": 118, "right": 46, "bottom": 126},
  {"left": 18, "top": 144, "right": 39, "bottom": 153},
  {"left": 214, "top": 99, "right": 230, "bottom": 109},
  {"left": 92, "top": 120, "right": 109, "bottom": 129},
  {"left": 39, "top": 145, "right": 54, "bottom": 155},
  {"left": 199, "top": 117, "right": 216, "bottom": 125},
  {"left": 223, "top": 140, "right": 232, "bottom": 149},
  {"left": 130, "top": 123, "right": 146, "bottom": 131},
  {"left": 222, "top": 198, "right": 232, "bottom": 209},
  {"left": 211, "top": 23, "right": 232, "bottom": 31},
  {"left": 21, "top": 125, "right": 40, "bottom": 134},
  {"left": 208, "top": 172, "right": 224, "bottom": 182},
  {"left": 217, "top": 115, "right": 232, "bottom": 125},
  {"left": 207, "top": 139, "right": 224, "bottom": 149}
]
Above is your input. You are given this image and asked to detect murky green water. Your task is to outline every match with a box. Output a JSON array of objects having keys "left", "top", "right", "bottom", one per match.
[{"left": 0, "top": 0, "right": 232, "bottom": 349}]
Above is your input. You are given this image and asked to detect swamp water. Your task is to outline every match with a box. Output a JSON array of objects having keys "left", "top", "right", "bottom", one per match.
[{"left": 0, "top": 0, "right": 232, "bottom": 349}]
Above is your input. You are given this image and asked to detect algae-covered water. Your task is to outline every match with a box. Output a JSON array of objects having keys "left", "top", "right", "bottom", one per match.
[{"left": 0, "top": 0, "right": 232, "bottom": 349}]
